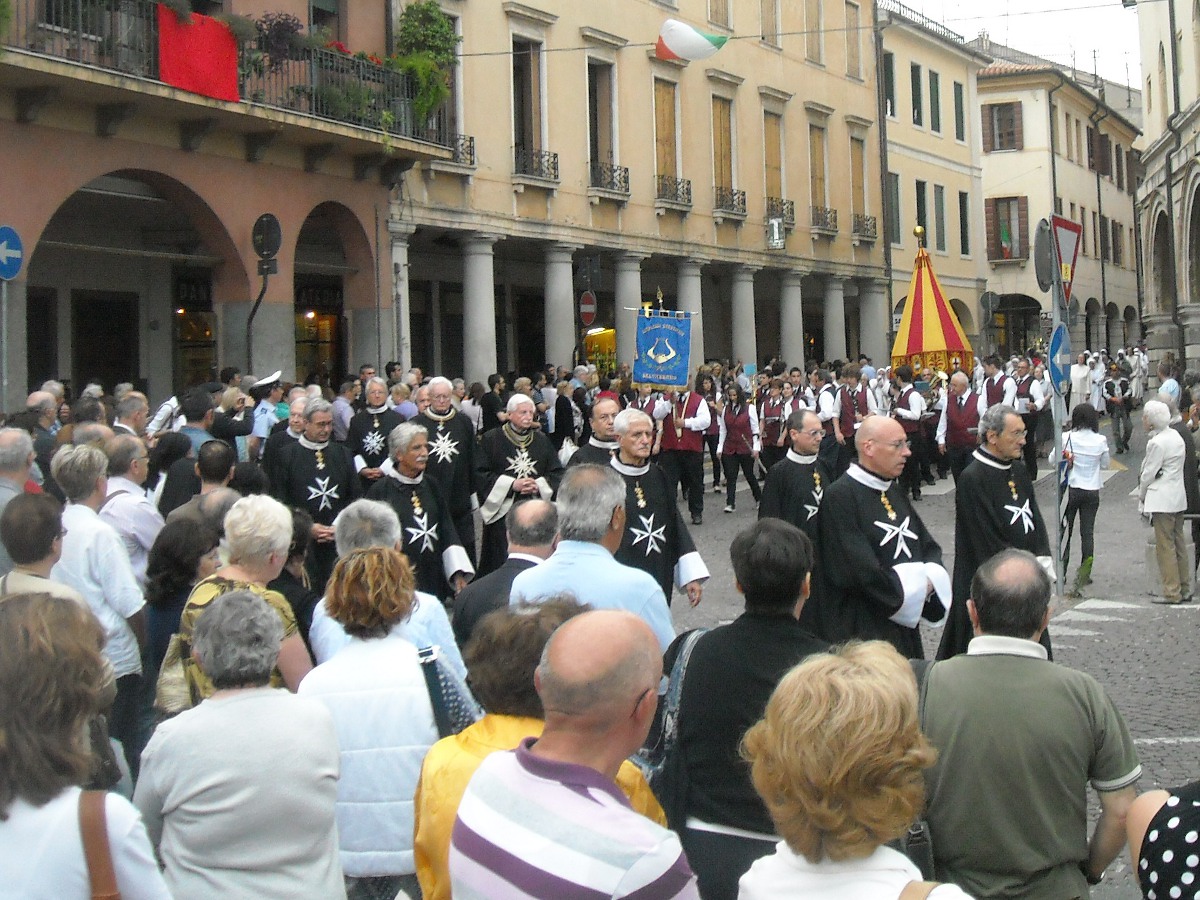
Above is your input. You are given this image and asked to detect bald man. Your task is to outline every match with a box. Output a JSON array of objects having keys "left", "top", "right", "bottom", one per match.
[
  {"left": 936, "top": 371, "right": 982, "bottom": 483},
  {"left": 450, "top": 610, "right": 699, "bottom": 899},
  {"left": 808, "top": 416, "right": 950, "bottom": 658}
]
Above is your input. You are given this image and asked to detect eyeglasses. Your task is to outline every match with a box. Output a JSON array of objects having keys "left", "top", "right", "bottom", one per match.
[
  {"left": 798, "top": 428, "right": 824, "bottom": 438},
  {"left": 871, "top": 439, "right": 908, "bottom": 450}
]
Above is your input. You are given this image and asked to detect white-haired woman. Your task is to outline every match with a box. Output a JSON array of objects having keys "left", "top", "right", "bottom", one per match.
[
  {"left": 178, "top": 495, "right": 312, "bottom": 702},
  {"left": 1140, "top": 399, "right": 1190, "bottom": 604},
  {"left": 136, "top": 591, "right": 343, "bottom": 898}
]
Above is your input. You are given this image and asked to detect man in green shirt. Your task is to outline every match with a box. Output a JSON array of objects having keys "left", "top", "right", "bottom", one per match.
[{"left": 920, "top": 548, "right": 1140, "bottom": 899}]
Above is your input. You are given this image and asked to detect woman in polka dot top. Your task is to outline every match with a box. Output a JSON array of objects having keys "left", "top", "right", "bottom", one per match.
[{"left": 1127, "top": 782, "right": 1200, "bottom": 899}]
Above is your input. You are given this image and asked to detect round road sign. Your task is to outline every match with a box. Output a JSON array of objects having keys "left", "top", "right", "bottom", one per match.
[
  {"left": 579, "top": 290, "right": 597, "bottom": 327},
  {"left": 252, "top": 213, "right": 282, "bottom": 260}
]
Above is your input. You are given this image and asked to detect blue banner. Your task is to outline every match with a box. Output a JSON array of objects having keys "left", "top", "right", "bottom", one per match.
[{"left": 633, "top": 311, "right": 692, "bottom": 388}]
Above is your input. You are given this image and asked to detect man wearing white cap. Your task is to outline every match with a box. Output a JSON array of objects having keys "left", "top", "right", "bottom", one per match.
[{"left": 248, "top": 371, "right": 283, "bottom": 459}]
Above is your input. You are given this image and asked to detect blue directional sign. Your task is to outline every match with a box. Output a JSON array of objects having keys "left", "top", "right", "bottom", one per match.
[
  {"left": 0, "top": 226, "right": 24, "bottom": 281},
  {"left": 1048, "top": 323, "right": 1071, "bottom": 396}
]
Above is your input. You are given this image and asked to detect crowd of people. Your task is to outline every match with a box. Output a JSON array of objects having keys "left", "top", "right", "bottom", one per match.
[{"left": 0, "top": 346, "right": 1194, "bottom": 900}]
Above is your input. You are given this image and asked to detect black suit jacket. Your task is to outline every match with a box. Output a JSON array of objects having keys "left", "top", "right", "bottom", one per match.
[{"left": 452, "top": 556, "right": 539, "bottom": 648}]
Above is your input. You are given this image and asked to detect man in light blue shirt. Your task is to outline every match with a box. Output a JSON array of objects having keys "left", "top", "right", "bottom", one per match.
[{"left": 510, "top": 464, "right": 676, "bottom": 651}]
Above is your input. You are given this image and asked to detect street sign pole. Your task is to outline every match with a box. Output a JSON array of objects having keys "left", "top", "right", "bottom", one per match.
[
  {"left": 0, "top": 226, "right": 27, "bottom": 412},
  {"left": 1049, "top": 231, "right": 1067, "bottom": 598}
]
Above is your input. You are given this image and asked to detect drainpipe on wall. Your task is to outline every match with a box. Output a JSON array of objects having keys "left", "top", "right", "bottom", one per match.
[
  {"left": 1089, "top": 101, "right": 1111, "bottom": 346},
  {"left": 874, "top": 4, "right": 894, "bottom": 349},
  {"left": 1164, "top": 0, "right": 1186, "bottom": 366}
]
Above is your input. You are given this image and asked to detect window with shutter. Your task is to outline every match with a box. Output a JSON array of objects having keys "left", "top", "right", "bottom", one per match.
[
  {"left": 958, "top": 191, "right": 970, "bottom": 255},
  {"left": 990, "top": 103, "right": 1019, "bottom": 150},
  {"left": 933, "top": 185, "right": 946, "bottom": 251},
  {"left": 990, "top": 197, "right": 1026, "bottom": 260},
  {"left": 809, "top": 124, "right": 827, "bottom": 207},
  {"left": 911, "top": 63, "right": 923, "bottom": 126},
  {"left": 806, "top": 0, "right": 823, "bottom": 62},
  {"left": 953, "top": 82, "right": 965, "bottom": 141},
  {"left": 883, "top": 53, "right": 896, "bottom": 117},
  {"left": 764, "top": 112, "right": 784, "bottom": 199},
  {"left": 929, "top": 71, "right": 941, "bottom": 133},
  {"left": 845, "top": 2, "right": 861, "bottom": 77},
  {"left": 654, "top": 79, "right": 678, "bottom": 178},
  {"left": 761, "top": 0, "right": 780, "bottom": 44},
  {"left": 851, "top": 137, "right": 866, "bottom": 216},
  {"left": 981, "top": 104, "right": 995, "bottom": 152},
  {"left": 712, "top": 96, "right": 733, "bottom": 191}
]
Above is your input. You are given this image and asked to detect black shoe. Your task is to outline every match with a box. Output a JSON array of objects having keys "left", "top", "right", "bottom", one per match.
[
  {"left": 691, "top": 513, "right": 703, "bottom": 526},
  {"left": 912, "top": 490, "right": 922, "bottom": 501},
  {"left": 923, "top": 477, "right": 936, "bottom": 487}
]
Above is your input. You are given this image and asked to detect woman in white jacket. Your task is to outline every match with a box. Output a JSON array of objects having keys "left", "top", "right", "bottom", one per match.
[
  {"left": 298, "top": 547, "right": 444, "bottom": 900},
  {"left": 1060, "top": 404, "right": 1110, "bottom": 594},
  {"left": 1139, "top": 400, "right": 1190, "bottom": 604}
]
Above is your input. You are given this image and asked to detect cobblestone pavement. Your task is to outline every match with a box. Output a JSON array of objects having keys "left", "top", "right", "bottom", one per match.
[{"left": 667, "top": 417, "right": 1194, "bottom": 899}]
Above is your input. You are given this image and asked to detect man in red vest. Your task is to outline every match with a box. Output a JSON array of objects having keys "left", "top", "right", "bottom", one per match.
[
  {"left": 937, "top": 371, "right": 982, "bottom": 482},
  {"left": 981, "top": 354, "right": 1016, "bottom": 409},
  {"left": 653, "top": 374, "right": 711, "bottom": 525},
  {"left": 834, "top": 363, "right": 876, "bottom": 477}
]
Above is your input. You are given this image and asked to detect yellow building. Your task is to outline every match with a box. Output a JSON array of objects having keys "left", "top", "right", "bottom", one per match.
[
  {"left": 396, "top": 0, "right": 888, "bottom": 383},
  {"left": 878, "top": 0, "right": 990, "bottom": 356}
]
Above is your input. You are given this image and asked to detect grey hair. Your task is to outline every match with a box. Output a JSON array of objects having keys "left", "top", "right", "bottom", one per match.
[
  {"left": 114, "top": 394, "right": 148, "bottom": 421},
  {"left": 388, "top": 422, "right": 427, "bottom": 457},
  {"left": 191, "top": 590, "right": 283, "bottom": 689},
  {"left": 72, "top": 423, "right": 113, "bottom": 447},
  {"left": 289, "top": 395, "right": 310, "bottom": 417},
  {"left": 223, "top": 495, "right": 292, "bottom": 565},
  {"left": 1143, "top": 399, "right": 1171, "bottom": 431},
  {"left": 506, "top": 499, "right": 558, "bottom": 547},
  {"left": 612, "top": 407, "right": 652, "bottom": 436},
  {"left": 304, "top": 397, "right": 333, "bottom": 421},
  {"left": 286, "top": 386, "right": 307, "bottom": 404},
  {"left": 104, "top": 435, "right": 144, "bottom": 476},
  {"left": 428, "top": 376, "right": 454, "bottom": 393},
  {"left": 452, "top": 378, "right": 465, "bottom": 390},
  {"left": 506, "top": 393, "right": 535, "bottom": 414},
  {"left": 80, "top": 383, "right": 104, "bottom": 400},
  {"left": 979, "top": 403, "right": 1016, "bottom": 441},
  {"left": 50, "top": 443, "right": 106, "bottom": 501},
  {"left": 334, "top": 499, "right": 402, "bottom": 555},
  {"left": 40, "top": 380, "right": 65, "bottom": 400},
  {"left": 555, "top": 464, "right": 625, "bottom": 542},
  {"left": 364, "top": 376, "right": 388, "bottom": 394},
  {"left": 0, "top": 428, "right": 34, "bottom": 474},
  {"left": 1155, "top": 392, "right": 1180, "bottom": 418}
]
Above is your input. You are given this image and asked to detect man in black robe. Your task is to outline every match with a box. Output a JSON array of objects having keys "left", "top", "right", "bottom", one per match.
[
  {"left": 567, "top": 396, "right": 621, "bottom": 467},
  {"left": 809, "top": 416, "right": 950, "bottom": 658},
  {"left": 346, "top": 376, "right": 403, "bottom": 494},
  {"left": 411, "top": 376, "right": 479, "bottom": 565},
  {"left": 261, "top": 393, "right": 308, "bottom": 492},
  {"left": 759, "top": 408, "right": 832, "bottom": 544},
  {"left": 367, "top": 421, "right": 473, "bottom": 603},
  {"left": 937, "top": 404, "right": 1052, "bottom": 660},
  {"left": 272, "top": 397, "right": 361, "bottom": 592},
  {"left": 609, "top": 408, "right": 707, "bottom": 606},
  {"left": 475, "top": 394, "right": 563, "bottom": 577}
]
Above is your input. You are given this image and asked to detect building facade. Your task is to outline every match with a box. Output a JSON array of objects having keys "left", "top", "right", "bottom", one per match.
[
  {"left": 878, "top": 0, "right": 990, "bottom": 356},
  {"left": 1135, "top": 0, "right": 1200, "bottom": 366},
  {"left": 394, "top": 0, "right": 889, "bottom": 385},
  {"left": 0, "top": 0, "right": 450, "bottom": 409},
  {"left": 973, "top": 64, "right": 1140, "bottom": 358}
]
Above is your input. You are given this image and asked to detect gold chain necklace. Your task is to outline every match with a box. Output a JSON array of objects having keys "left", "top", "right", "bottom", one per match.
[
  {"left": 634, "top": 481, "right": 647, "bottom": 509},
  {"left": 503, "top": 423, "right": 534, "bottom": 449},
  {"left": 410, "top": 490, "right": 424, "bottom": 516},
  {"left": 1008, "top": 478, "right": 1018, "bottom": 500},
  {"left": 315, "top": 449, "right": 325, "bottom": 470},
  {"left": 880, "top": 491, "right": 897, "bottom": 521}
]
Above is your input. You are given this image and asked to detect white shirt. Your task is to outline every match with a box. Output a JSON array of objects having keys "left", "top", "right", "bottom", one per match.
[
  {"left": 740, "top": 843, "right": 971, "bottom": 900},
  {"left": 53, "top": 503, "right": 145, "bottom": 678},
  {"left": 716, "top": 403, "right": 761, "bottom": 454},
  {"left": 1058, "top": 428, "right": 1110, "bottom": 491},
  {"left": 0, "top": 788, "right": 170, "bottom": 900},
  {"left": 1012, "top": 375, "right": 1045, "bottom": 415},
  {"left": 892, "top": 385, "right": 926, "bottom": 421},
  {"left": 101, "top": 475, "right": 165, "bottom": 590}
]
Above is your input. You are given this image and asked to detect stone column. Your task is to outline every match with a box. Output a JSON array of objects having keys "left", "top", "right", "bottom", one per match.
[
  {"left": 678, "top": 257, "right": 704, "bottom": 370},
  {"left": 615, "top": 252, "right": 646, "bottom": 371},
  {"left": 823, "top": 275, "right": 847, "bottom": 362},
  {"left": 780, "top": 270, "right": 806, "bottom": 370},
  {"left": 858, "top": 278, "right": 890, "bottom": 366},
  {"left": 544, "top": 243, "right": 579, "bottom": 370},
  {"left": 388, "top": 224, "right": 414, "bottom": 371},
  {"left": 731, "top": 266, "right": 759, "bottom": 368},
  {"left": 463, "top": 234, "right": 499, "bottom": 385}
]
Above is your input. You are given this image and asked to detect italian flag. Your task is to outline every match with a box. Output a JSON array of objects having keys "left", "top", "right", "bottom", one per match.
[{"left": 655, "top": 19, "right": 728, "bottom": 62}]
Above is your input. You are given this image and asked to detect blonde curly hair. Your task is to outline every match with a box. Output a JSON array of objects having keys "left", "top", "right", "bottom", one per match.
[{"left": 741, "top": 640, "right": 937, "bottom": 863}]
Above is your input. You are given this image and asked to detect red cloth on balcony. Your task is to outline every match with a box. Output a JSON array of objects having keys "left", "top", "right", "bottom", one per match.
[{"left": 157, "top": 5, "right": 239, "bottom": 102}]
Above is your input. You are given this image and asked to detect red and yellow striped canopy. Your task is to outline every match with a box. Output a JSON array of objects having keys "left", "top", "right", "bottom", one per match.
[{"left": 890, "top": 247, "right": 973, "bottom": 375}]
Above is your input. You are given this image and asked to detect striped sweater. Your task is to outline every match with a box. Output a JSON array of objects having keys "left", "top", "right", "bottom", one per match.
[{"left": 449, "top": 738, "right": 699, "bottom": 899}]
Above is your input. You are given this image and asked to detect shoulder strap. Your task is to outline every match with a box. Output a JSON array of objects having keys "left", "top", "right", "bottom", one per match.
[
  {"left": 98, "top": 490, "right": 129, "bottom": 512},
  {"left": 662, "top": 628, "right": 708, "bottom": 728},
  {"left": 909, "top": 658, "right": 933, "bottom": 726},
  {"left": 417, "top": 645, "right": 453, "bottom": 738},
  {"left": 899, "top": 881, "right": 942, "bottom": 900},
  {"left": 79, "top": 790, "right": 121, "bottom": 900}
]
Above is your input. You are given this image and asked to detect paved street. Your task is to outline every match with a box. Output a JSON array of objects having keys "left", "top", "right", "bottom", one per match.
[{"left": 666, "top": 417, "right": 1195, "bottom": 899}]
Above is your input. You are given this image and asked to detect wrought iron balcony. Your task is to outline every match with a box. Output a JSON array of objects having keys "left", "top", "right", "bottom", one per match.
[
  {"left": 5, "top": 0, "right": 457, "bottom": 149},
  {"left": 811, "top": 205, "right": 839, "bottom": 232},
  {"left": 449, "top": 134, "right": 476, "bottom": 166},
  {"left": 852, "top": 213, "right": 878, "bottom": 241},
  {"left": 714, "top": 186, "right": 747, "bottom": 216},
  {"left": 766, "top": 197, "right": 796, "bottom": 228},
  {"left": 590, "top": 162, "right": 630, "bottom": 195},
  {"left": 656, "top": 174, "right": 693, "bottom": 207},
  {"left": 514, "top": 146, "right": 560, "bottom": 181}
]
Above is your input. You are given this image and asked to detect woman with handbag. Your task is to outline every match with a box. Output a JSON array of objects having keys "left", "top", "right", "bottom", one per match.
[
  {"left": 0, "top": 592, "right": 171, "bottom": 899},
  {"left": 1058, "top": 404, "right": 1110, "bottom": 595},
  {"left": 144, "top": 519, "right": 220, "bottom": 683},
  {"left": 134, "top": 591, "right": 344, "bottom": 899},
  {"left": 298, "top": 546, "right": 479, "bottom": 900},
  {"left": 717, "top": 383, "right": 762, "bottom": 513}
]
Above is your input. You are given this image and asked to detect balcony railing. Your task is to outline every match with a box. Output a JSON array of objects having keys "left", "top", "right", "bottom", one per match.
[
  {"left": 852, "top": 213, "right": 878, "bottom": 240},
  {"left": 5, "top": 0, "right": 456, "bottom": 148},
  {"left": 714, "top": 186, "right": 747, "bottom": 216},
  {"left": 514, "top": 146, "right": 560, "bottom": 181},
  {"left": 811, "top": 205, "right": 839, "bottom": 232},
  {"left": 448, "top": 134, "right": 476, "bottom": 166},
  {"left": 766, "top": 197, "right": 796, "bottom": 227},
  {"left": 656, "top": 174, "right": 692, "bottom": 206},
  {"left": 590, "top": 162, "right": 630, "bottom": 194}
]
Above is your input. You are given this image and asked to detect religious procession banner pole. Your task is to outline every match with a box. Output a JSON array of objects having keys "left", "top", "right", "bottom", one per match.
[{"left": 629, "top": 287, "right": 698, "bottom": 390}]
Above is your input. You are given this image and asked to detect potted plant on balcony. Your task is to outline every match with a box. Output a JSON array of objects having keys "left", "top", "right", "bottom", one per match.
[{"left": 386, "top": 0, "right": 458, "bottom": 135}]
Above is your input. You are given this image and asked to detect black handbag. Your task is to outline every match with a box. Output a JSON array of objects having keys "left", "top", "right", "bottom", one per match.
[{"left": 417, "top": 645, "right": 482, "bottom": 738}]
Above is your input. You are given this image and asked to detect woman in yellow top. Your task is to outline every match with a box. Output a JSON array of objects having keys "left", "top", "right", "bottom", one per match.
[
  {"left": 179, "top": 495, "right": 312, "bottom": 701},
  {"left": 413, "top": 598, "right": 665, "bottom": 900}
]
